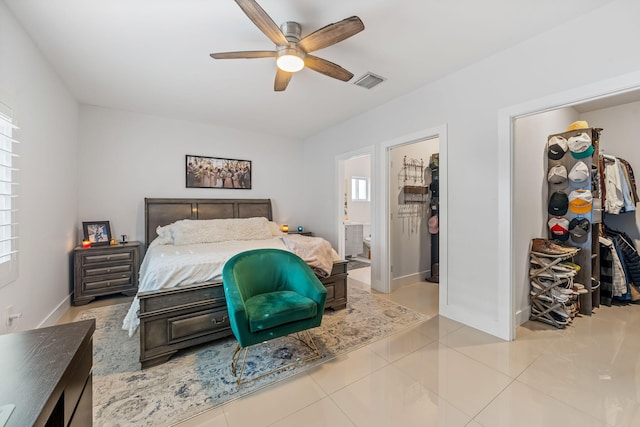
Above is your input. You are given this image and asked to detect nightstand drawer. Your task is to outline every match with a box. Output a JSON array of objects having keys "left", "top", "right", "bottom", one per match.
[
  {"left": 84, "top": 263, "right": 132, "bottom": 277},
  {"left": 83, "top": 276, "right": 133, "bottom": 291},
  {"left": 83, "top": 251, "right": 133, "bottom": 265}
]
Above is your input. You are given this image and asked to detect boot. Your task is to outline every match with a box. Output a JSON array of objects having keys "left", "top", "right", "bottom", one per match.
[{"left": 531, "top": 238, "right": 579, "bottom": 257}]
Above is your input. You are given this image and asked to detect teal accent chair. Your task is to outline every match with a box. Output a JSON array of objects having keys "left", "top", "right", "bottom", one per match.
[{"left": 222, "top": 248, "right": 327, "bottom": 385}]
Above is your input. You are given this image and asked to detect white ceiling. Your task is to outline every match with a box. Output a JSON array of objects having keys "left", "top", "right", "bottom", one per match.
[{"left": 5, "top": 0, "right": 619, "bottom": 139}]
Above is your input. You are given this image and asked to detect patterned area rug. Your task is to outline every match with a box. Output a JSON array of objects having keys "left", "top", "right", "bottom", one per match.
[{"left": 76, "top": 287, "right": 427, "bottom": 427}]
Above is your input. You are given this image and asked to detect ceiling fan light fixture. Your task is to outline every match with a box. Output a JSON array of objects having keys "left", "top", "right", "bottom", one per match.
[{"left": 276, "top": 48, "right": 305, "bottom": 73}]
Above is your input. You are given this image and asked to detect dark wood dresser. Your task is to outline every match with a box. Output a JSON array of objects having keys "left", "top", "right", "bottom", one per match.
[
  {"left": 73, "top": 241, "right": 141, "bottom": 305},
  {"left": 0, "top": 319, "right": 95, "bottom": 427}
]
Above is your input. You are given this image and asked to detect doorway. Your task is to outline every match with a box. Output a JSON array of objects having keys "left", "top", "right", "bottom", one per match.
[
  {"left": 388, "top": 138, "right": 439, "bottom": 291},
  {"left": 499, "top": 72, "right": 640, "bottom": 340},
  {"left": 385, "top": 137, "right": 440, "bottom": 316},
  {"left": 343, "top": 154, "right": 373, "bottom": 289}
]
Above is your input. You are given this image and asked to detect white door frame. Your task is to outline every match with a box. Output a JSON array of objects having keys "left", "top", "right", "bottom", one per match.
[
  {"left": 498, "top": 70, "right": 640, "bottom": 340},
  {"left": 375, "top": 125, "right": 448, "bottom": 299}
]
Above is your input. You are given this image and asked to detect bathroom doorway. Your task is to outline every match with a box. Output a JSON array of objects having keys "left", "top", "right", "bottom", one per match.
[{"left": 342, "top": 153, "right": 372, "bottom": 289}]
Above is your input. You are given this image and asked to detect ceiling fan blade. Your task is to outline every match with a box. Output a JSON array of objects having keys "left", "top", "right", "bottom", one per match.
[
  {"left": 274, "top": 69, "right": 293, "bottom": 91},
  {"left": 299, "top": 16, "right": 364, "bottom": 53},
  {"left": 234, "top": 0, "right": 289, "bottom": 46},
  {"left": 305, "top": 55, "right": 354, "bottom": 82},
  {"left": 210, "top": 51, "right": 276, "bottom": 59}
]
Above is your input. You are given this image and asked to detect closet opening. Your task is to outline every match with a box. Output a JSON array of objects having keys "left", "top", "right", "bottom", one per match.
[
  {"left": 510, "top": 87, "right": 640, "bottom": 335},
  {"left": 388, "top": 138, "right": 439, "bottom": 292}
]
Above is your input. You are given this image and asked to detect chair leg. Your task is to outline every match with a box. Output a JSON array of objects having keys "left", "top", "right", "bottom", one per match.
[
  {"left": 229, "top": 332, "right": 322, "bottom": 387},
  {"left": 231, "top": 343, "right": 249, "bottom": 386},
  {"left": 296, "top": 330, "right": 321, "bottom": 358}
]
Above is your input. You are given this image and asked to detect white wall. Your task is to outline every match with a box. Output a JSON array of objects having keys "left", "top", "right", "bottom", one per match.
[
  {"left": 77, "top": 106, "right": 306, "bottom": 244},
  {"left": 344, "top": 155, "right": 371, "bottom": 224},
  {"left": 0, "top": 3, "right": 79, "bottom": 333},
  {"left": 302, "top": 0, "right": 640, "bottom": 338},
  {"left": 580, "top": 101, "right": 640, "bottom": 247},
  {"left": 513, "top": 108, "right": 578, "bottom": 323},
  {"left": 390, "top": 139, "right": 438, "bottom": 285}
]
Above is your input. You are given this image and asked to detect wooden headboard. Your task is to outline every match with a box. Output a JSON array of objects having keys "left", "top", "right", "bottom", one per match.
[{"left": 144, "top": 198, "right": 273, "bottom": 247}]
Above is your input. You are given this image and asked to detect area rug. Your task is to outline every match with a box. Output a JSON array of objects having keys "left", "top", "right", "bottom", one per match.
[
  {"left": 76, "top": 287, "right": 427, "bottom": 427},
  {"left": 347, "top": 258, "right": 371, "bottom": 271}
]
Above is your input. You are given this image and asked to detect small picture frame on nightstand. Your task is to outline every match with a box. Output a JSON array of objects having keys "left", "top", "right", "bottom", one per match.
[{"left": 82, "top": 221, "right": 112, "bottom": 246}]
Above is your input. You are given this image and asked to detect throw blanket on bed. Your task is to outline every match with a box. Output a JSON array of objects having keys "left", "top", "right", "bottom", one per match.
[{"left": 281, "top": 234, "right": 334, "bottom": 278}]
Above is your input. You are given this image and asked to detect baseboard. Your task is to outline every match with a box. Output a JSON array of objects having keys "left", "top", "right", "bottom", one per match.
[
  {"left": 391, "top": 271, "right": 429, "bottom": 292},
  {"left": 38, "top": 294, "right": 71, "bottom": 328},
  {"left": 515, "top": 305, "right": 531, "bottom": 327}
]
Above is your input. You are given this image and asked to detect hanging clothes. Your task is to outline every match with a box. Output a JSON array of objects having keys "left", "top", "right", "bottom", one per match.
[
  {"left": 599, "top": 240, "right": 614, "bottom": 306},
  {"left": 602, "top": 154, "right": 638, "bottom": 214},
  {"left": 610, "top": 229, "right": 640, "bottom": 283},
  {"left": 603, "top": 155, "right": 624, "bottom": 214},
  {"left": 618, "top": 158, "right": 639, "bottom": 204},
  {"left": 600, "top": 235, "right": 627, "bottom": 298},
  {"left": 617, "top": 160, "right": 636, "bottom": 212}
]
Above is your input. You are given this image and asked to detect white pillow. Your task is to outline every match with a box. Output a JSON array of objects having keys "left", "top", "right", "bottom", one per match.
[
  {"left": 268, "top": 221, "right": 284, "bottom": 236},
  {"left": 171, "top": 217, "right": 272, "bottom": 245},
  {"left": 153, "top": 223, "right": 174, "bottom": 245}
]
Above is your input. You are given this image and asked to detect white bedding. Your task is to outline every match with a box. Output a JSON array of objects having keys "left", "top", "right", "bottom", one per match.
[{"left": 122, "top": 236, "right": 339, "bottom": 336}]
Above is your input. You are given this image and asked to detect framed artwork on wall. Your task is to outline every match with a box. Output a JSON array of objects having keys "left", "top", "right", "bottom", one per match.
[
  {"left": 185, "top": 155, "right": 252, "bottom": 189},
  {"left": 82, "top": 221, "right": 112, "bottom": 246}
]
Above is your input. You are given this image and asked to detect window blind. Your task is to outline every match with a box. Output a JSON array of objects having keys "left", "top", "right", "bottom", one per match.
[{"left": 0, "top": 103, "right": 19, "bottom": 287}]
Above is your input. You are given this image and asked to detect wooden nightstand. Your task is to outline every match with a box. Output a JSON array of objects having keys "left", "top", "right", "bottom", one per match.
[
  {"left": 73, "top": 241, "right": 141, "bottom": 305},
  {"left": 286, "top": 231, "right": 313, "bottom": 236}
]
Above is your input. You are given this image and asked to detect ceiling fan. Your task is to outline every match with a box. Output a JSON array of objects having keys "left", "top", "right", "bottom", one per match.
[{"left": 210, "top": 0, "right": 365, "bottom": 91}]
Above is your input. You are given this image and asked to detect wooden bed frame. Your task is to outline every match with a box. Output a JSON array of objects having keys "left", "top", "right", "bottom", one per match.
[{"left": 137, "top": 197, "right": 348, "bottom": 369}]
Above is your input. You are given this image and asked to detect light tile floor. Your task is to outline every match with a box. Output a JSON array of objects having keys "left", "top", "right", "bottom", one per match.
[{"left": 63, "top": 273, "right": 640, "bottom": 427}]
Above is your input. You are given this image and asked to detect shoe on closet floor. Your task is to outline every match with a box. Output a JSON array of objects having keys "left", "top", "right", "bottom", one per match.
[
  {"left": 531, "top": 305, "right": 570, "bottom": 326},
  {"left": 572, "top": 283, "right": 588, "bottom": 294}
]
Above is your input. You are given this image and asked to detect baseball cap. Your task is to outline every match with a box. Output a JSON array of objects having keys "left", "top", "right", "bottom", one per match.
[
  {"left": 548, "top": 191, "right": 569, "bottom": 216},
  {"left": 428, "top": 215, "right": 438, "bottom": 234},
  {"left": 567, "top": 121, "right": 589, "bottom": 131},
  {"left": 569, "top": 217, "right": 591, "bottom": 243},
  {"left": 548, "top": 165, "right": 568, "bottom": 190},
  {"left": 568, "top": 132, "right": 594, "bottom": 159},
  {"left": 547, "top": 136, "right": 568, "bottom": 160},
  {"left": 568, "top": 161, "right": 590, "bottom": 184},
  {"left": 548, "top": 217, "right": 570, "bottom": 242},
  {"left": 569, "top": 189, "right": 593, "bottom": 214}
]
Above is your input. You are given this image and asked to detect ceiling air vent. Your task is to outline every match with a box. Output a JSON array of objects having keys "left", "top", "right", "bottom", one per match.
[{"left": 353, "top": 72, "right": 385, "bottom": 89}]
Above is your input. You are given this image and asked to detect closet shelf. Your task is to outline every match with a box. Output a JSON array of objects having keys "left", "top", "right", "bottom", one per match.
[
  {"left": 402, "top": 186, "right": 429, "bottom": 204},
  {"left": 403, "top": 186, "right": 428, "bottom": 194}
]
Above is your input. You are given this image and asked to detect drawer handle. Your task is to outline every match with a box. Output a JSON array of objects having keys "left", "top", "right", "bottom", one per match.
[
  {"left": 106, "top": 268, "right": 111, "bottom": 273},
  {"left": 212, "top": 316, "right": 227, "bottom": 325},
  {"left": 106, "top": 282, "right": 112, "bottom": 287}
]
